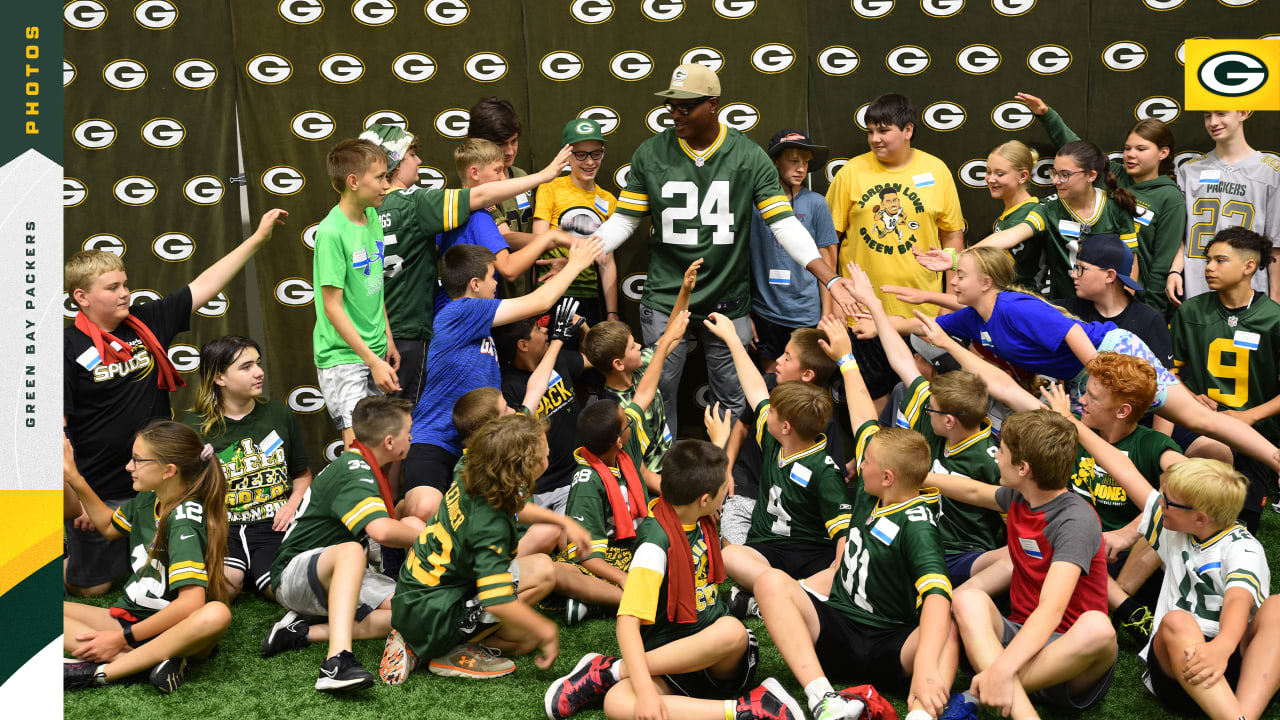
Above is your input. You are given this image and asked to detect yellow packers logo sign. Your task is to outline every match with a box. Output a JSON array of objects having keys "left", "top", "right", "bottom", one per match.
[{"left": 1184, "top": 39, "right": 1280, "bottom": 111}]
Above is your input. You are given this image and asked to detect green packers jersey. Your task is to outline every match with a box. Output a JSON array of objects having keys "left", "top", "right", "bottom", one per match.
[
  {"left": 617, "top": 125, "right": 795, "bottom": 319},
  {"left": 110, "top": 492, "right": 209, "bottom": 619},
  {"left": 746, "top": 399, "right": 851, "bottom": 546},
  {"left": 996, "top": 199, "right": 1048, "bottom": 292},
  {"left": 1038, "top": 189, "right": 1139, "bottom": 299},
  {"left": 565, "top": 447, "right": 649, "bottom": 562},
  {"left": 183, "top": 401, "right": 309, "bottom": 525},
  {"left": 898, "top": 378, "right": 1004, "bottom": 554},
  {"left": 391, "top": 467, "right": 519, "bottom": 658},
  {"left": 826, "top": 421, "right": 952, "bottom": 630},
  {"left": 618, "top": 514, "right": 727, "bottom": 650},
  {"left": 1071, "top": 423, "right": 1179, "bottom": 531},
  {"left": 601, "top": 347, "right": 672, "bottom": 473},
  {"left": 379, "top": 187, "right": 470, "bottom": 341},
  {"left": 1171, "top": 292, "right": 1280, "bottom": 442},
  {"left": 270, "top": 449, "right": 390, "bottom": 589}
]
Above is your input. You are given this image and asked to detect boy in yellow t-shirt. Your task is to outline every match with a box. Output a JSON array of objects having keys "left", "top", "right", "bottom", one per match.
[{"left": 533, "top": 118, "right": 619, "bottom": 327}]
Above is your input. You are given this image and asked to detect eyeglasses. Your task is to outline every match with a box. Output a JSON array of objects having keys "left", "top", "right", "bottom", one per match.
[
  {"left": 1050, "top": 168, "right": 1089, "bottom": 183},
  {"left": 130, "top": 456, "right": 161, "bottom": 466},
  {"left": 922, "top": 405, "right": 951, "bottom": 417},
  {"left": 570, "top": 149, "right": 604, "bottom": 162},
  {"left": 1071, "top": 263, "right": 1102, "bottom": 278},
  {"left": 1161, "top": 494, "right": 1195, "bottom": 512},
  {"left": 664, "top": 97, "right": 710, "bottom": 116}
]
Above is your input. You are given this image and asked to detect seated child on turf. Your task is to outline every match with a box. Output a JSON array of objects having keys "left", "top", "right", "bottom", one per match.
[
  {"left": 1044, "top": 383, "right": 1280, "bottom": 720},
  {"left": 260, "top": 396, "right": 427, "bottom": 693},
  {"left": 63, "top": 421, "right": 231, "bottom": 695},
  {"left": 378, "top": 412, "right": 562, "bottom": 684},
  {"left": 544, "top": 438, "right": 810, "bottom": 720},
  {"left": 749, "top": 315, "right": 958, "bottom": 720},
  {"left": 702, "top": 313, "right": 850, "bottom": 598}
]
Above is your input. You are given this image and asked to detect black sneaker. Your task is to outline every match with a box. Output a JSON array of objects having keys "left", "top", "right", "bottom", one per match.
[
  {"left": 316, "top": 650, "right": 375, "bottom": 692},
  {"left": 64, "top": 661, "right": 105, "bottom": 691},
  {"left": 543, "top": 653, "right": 619, "bottom": 719},
  {"left": 261, "top": 610, "right": 311, "bottom": 658},
  {"left": 148, "top": 657, "right": 186, "bottom": 695},
  {"left": 726, "top": 586, "right": 760, "bottom": 620}
]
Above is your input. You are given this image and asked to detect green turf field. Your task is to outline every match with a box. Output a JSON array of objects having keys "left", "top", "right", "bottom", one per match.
[{"left": 65, "top": 509, "right": 1280, "bottom": 720}]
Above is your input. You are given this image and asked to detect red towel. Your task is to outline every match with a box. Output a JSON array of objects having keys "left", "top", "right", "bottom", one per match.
[{"left": 581, "top": 447, "right": 646, "bottom": 540}]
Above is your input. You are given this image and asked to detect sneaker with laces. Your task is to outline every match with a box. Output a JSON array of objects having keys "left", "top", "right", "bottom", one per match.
[
  {"left": 735, "top": 677, "right": 805, "bottom": 720},
  {"left": 261, "top": 610, "right": 311, "bottom": 657},
  {"left": 379, "top": 629, "right": 419, "bottom": 685},
  {"left": 938, "top": 692, "right": 979, "bottom": 720},
  {"left": 1121, "top": 605, "right": 1154, "bottom": 642},
  {"left": 726, "top": 586, "right": 762, "bottom": 620},
  {"left": 811, "top": 691, "right": 852, "bottom": 720},
  {"left": 148, "top": 657, "right": 186, "bottom": 695},
  {"left": 543, "top": 652, "right": 618, "bottom": 719},
  {"left": 428, "top": 643, "right": 516, "bottom": 679},
  {"left": 316, "top": 650, "right": 375, "bottom": 692},
  {"left": 565, "top": 598, "right": 611, "bottom": 627},
  {"left": 836, "top": 684, "right": 895, "bottom": 720},
  {"left": 64, "top": 661, "right": 106, "bottom": 691}
]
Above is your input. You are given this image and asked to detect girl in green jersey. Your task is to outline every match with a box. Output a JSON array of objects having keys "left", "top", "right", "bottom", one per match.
[{"left": 985, "top": 140, "right": 1048, "bottom": 291}]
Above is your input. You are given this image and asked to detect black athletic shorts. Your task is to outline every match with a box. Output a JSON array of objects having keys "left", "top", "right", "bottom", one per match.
[
  {"left": 401, "top": 443, "right": 460, "bottom": 496},
  {"left": 662, "top": 627, "right": 758, "bottom": 699},
  {"left": 226, "top": 521, "right": 285, "bottom": 595},
  {"left": 809, "top": 592, "right": 911, "bottom": 690},
  {"left": 747, "top": 539, "right": 834, "bottom": 581}
]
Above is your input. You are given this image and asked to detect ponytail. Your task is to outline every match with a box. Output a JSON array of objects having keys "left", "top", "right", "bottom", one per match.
[
  {"left": 1058, "top": 139, "right": 1136, "bottom": 217},
  {"left": 1105, "top": 172, "right": 1138, "bottom": 217}
]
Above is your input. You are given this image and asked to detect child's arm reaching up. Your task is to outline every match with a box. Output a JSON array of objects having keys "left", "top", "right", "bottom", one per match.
[
  {"left": 632, "top": 310, "right": 690, "bottom": 413},
  {"left": 702, "top": 312, "right": 770, "bottom": 413}
]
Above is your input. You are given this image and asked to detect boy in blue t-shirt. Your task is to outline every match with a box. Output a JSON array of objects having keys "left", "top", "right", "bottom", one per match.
[{"left": 399, "top": 237, "right": 603, "bottom": 524}]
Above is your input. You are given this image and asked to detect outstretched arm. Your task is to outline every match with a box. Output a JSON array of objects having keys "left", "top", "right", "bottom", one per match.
[
  {"left": 633, "top": 310, "right": 690, "bottom": 413},
  {"left": 914, "top": 310, "right": 1040, "bottom": 412},
  {"left": 189, "top": 209, "right": 286, "bottom": 309},
  {"left": 702, "top": 312, "right": 769, "bottom": 411},
  {"left": 494, "top": 235, "right": 603, "bottom": 326},
  {"left": 847, "top": 262, "right": 920, "bottom": 386},
  {"left": 1041, "top": 383, "right": 1156, "bottom": 510},
  {"left": 816, "top": 315, "right": 877, "bottom": 429},
  {"left": 62, "top": 438, "right": 122, "bottom": 540},
  {"left": 924, "top": 471, "right": 1001, "bottom": 511},
  {"left": 468, "top": 146, "right": 573, "bottom": 210}
]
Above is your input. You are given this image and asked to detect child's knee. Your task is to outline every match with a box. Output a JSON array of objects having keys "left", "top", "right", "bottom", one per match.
[
  {"left": 711, "top": 616, "right": 750, "bottom": 656},
  {"left": 1073, "top": 610, "right": 1117, "bottom": 652},
  {"left": 520, "top": 553, "right": 555, "bottom": 588},
  {"left": 754, "top": 568, "right": 790, "bottom": 599},
  {"left": 1157, "top": 609, "right": 1200, "bottom": 638},
  {"left": 602, "top": 680, "right": 636, "bottom": 720},
  {"left": 331, "top": 541, "right": 368, "bottom": 569},
  {"left": 196, "top": 601, "right": 232, "bottom": 634},
  {"left": 951, "top": 586, "right": 991, "bottom": 622}
]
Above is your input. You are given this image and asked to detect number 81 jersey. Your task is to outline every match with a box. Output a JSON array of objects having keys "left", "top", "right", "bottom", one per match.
[
  {"left": 110, "top": 491, "right": 209, "bottom": 619},
  {"left": 826, "top": 422, "right": 952, "bottom": 630},
  {"left": 616, "top": 124, "right": 794, "bottom": 319}
]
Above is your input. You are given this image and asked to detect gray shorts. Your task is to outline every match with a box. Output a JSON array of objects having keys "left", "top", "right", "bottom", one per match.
[
  {"left": 1000, "top": 616, "right": 1115, "bottom": 710},
  {"left": 317, "top": 362, "right": 382, "bottom": 430},
  {"left": 719, "top": 495, "right": 755, "bottom": 546},
  {"left": 530, "top": 484, "right": 570, "bottom": 515},
  {"left": 277, "top": 546, "right": 395, "bottom": 621}
]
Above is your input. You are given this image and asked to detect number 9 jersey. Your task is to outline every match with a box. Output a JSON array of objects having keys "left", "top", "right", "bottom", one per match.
[{"left": 615, "top": 124, "right": 794, "bottom": 319}]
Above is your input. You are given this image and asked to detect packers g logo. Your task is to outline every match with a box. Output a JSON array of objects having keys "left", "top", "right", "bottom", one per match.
[
  {"left": 1027, "top": 45, "right": 1071, "bottom": 74},
  {"left": 991, "top": 0, "right": 1035, "bottom": 15},
  {"left": 713, "top": 0, "right": 755, "bottom": 18},
  {"left": 824, "top": 159, "right": 849, "bottom": 183},
  {"left": 541, "top": 52, "right": 584, "bottom": 81},
  {"left": 1031, "top": 158, "right": 1055, "bottom": 186},
  {"left": 320, "top": 53, "right": 364, "bottom": 84},
  {"left": 195, "top": 293, "right": 229, "bottom": 318},
  {"left": 65, "top": 60, "right": 77, "bottom": 87},
  {"left": 1175, "top": 37, "right": 1210, "bottom": 67},
  {"left": 114, "top": 176, "right": 158, "bottom": 206},
  {"left": 1143, "top": 0, "right": 1184, "bottom": 8},
  {"left": 152, "top": 232, "right": 195, "bottom": 262},
  {"left": 104, "top": 59, "right": 148, "bottom": 90},
  {"left": 84, "top": 234, "right": 126, "bottom": 256},
  {"left": 719, "top": 103, "right": 759, "bottom": 132},
  {"left": 641, "top": 0, "right": 684, "bottom": 21},
  {"left": 1135, "top": 96, "right": 1180, "bottom": 123},
  {"left": 958, "top": 159, "right": 987, "bottom": 188},
  {"left": 141, "top": 118, "right": 185, "bottom": 148},
  {"left": 751, "top": 44, "right": 795, "bottom": 74},
  {"left": 923, "top": 101, "right": 965, "bottom": 132},
  {"left": 614, "top": 164, "right": 631, "bottom": 190},
  {"left": 817, "top": 46, "right": 859, "bottom": 76},
  {"left": 301, "top": 223, "right": 319, "bottom": 250},
  {"left": 886, "top": 46, "right": 930, "bottom": 76},
  {"left": 364, "top": 110, "right": 407, "bottom": 129},
  {"left": 352, "top": 0, "right": 397, "bottom": 26},
  {"left": 324, "top": 440, "right": 345, "bottom": 462},
  {"left": 64, "top": 178, "right": 88, "bottom": 207},
  {"left": 418, "top": 166, "right": 447, "bottom": 189},
  {"left": 956, "top": 44, "right": 1001, "bottom": 74},
  {"left": 621, "top": 273, "right": 646, "bottom": 301},
  {"left": 681, "top": 47, "right": 724, "bottom": 73},
  {"left": 645, "top": 106, "right": 675, "bottom": 134},
  {"left": 173, "top": 59, "right": 218, "bottom": 90},
  {"left": 580, "top": 107, "right": 620, "bottom": 134},
  {"left": 851, "top": 0, "right": 893, "bottom": 19},
  {"left": 168, "top": 344, "right": 201, "bottom": 373},
  {"left": 464, "top": 52, "right": 507, "bottom": 82},
  {"left": 73, "top": 119, "right": 116, "bottom": 149},
  {"left": 278, "top": 0, "right": 324, "bottom": 24},
  {"left": 570, "top": 0, "right": 613, "bottom": 23},
  {"left": 287, "top": 385, "right": 326, "bottom": 414},
  {"left": 134, "top": 0, "right": 177, "bottom": 29},
  {"left": 130, "top": 289, "right": 162, "bottom": 306},
  {"left": 63, "top": 294, "right": 79, "bottom": 320},
  {"left": 1198, "top": 51, "right": 1270, "bottom": 97},
  {"left": 246, "top": 54, "right": 293, "bottom": 84},
  {"left": 261, "top": 166, "right": 306, "bottom": 196},
  {"left": 1173, "top": 151, "right": 1204, "bottom": 171},
  {"left": 275, "top": 278, "right": 314, "bottom": 307},
  {"left": 693, "top": 385, "right": 711, "bottom": 409},
  {"left": 64, "top": 1, "right": 107, "bottom": 30},
  {"left": 424, "top": 0, "right": 468, "bottom": 24},
  {"left": 435, "top": 108, "right": 471, "bottom": 138},
  {"left": 854, "top": 103, "right": 871, "bottom": 130},
  {"left": 183, "top": 175, "right": 225, "bottom": 205},
  {"left": 291, "top": 111, "right": 336, "bottom": 141},
  {"left": 393, "top": 52, "right": 435, "bottom": 83},
  {"left": 921, "top": 0, "right": 964, "bottom": 17},
  {"left": 610, "top": 51, "right": 653, "bottom": 81},
  {"left": 991, "top": 100, "right": 1035, "bottom": 130},
  {"left": 1102, "top": 42, "right": 1147, "bottom": 72}
]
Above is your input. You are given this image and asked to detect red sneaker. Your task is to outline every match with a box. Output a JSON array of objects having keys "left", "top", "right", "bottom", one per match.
[
  {"left": 543, "top": 653, "right": 619, "bottom": 719},
  {"left": 734, "top": 677, "right": 806, "bottom": 719},
  {"left": 837, "top": 684, "right": 898, "bottom": 720}
]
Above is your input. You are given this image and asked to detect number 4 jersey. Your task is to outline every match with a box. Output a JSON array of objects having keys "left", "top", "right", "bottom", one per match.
[
  {"left": 110, "top": 492, "right": 209, "bottom": 619},
  {"left": 616, "top": 124, "right": 794, "bottom": 319}
]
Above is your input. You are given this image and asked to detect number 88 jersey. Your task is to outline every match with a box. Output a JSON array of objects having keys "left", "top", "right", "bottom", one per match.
[{"left": 616, "top": 124, "right": 794, "bottom": 319}]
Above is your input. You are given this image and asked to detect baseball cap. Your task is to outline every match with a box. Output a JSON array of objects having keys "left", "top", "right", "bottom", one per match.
[
  {"left": 766, "top": 129, "right": 829, "bottom": 167},
  {"left": 561, "top": 118, "right": 605, "bottom": 146},
  {"left": 654, "top": 63, "right": 720, "bottom": 99},
  {"left": 1077, "top": 234, "right": 1143, "bottom": 291},
  {"left": 358, "top": 124, "right": 415, "bottom": 175}
]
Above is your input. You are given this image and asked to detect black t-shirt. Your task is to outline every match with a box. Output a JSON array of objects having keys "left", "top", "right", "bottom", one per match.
[
  {"left": 732, "top": 374, "right": 846, "bottom": 500},
  {"left": 64, "top": 288, "right": 192, "bottom": 499},
  {"left": 501, "top": 351, "right": 586, "bottom": 494},
  {"left": 1056, "top": 296, "right": 1174, "bottom": 370}
]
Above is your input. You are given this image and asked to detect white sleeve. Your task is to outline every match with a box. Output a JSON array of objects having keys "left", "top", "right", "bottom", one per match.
[
  {"left": 769, "top": 214, "right": 822, "bottom": 269},
  {"left": 594, "top": 213, "right": 642, "bottom": 254}
]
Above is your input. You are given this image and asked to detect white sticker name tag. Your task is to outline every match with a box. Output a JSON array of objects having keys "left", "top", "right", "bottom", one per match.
[
  {"left": 1233, "top": 330, "right": 1260, "bottom": 350},
  {"left": 594, "top": 195, "right": 609, "bottom": 214},
  {"left": 1019, "top": 536, "right": 1043, "bottom": 559},
  {"left": 870, "top": 516, "right": 900, "bottom": 545},
  {"left": 261, "top": 430, "right": 283, "bottom": 455},
  {"left": 516, "top": 192, "right": 531, "bottom": 209},
  {"left": 352, "top": 248, "right": 368, "bottom": 263},
  {"left": 1134, "top": 205, "right": 1153, "bottom": 227},
  {"left": 1198, "top": 170, "right": 1221, "bottom": 185},
  {"left": 788, "top": 463, "right": 812, "bottom": 487},
  {"left": 1058, "top": 219, "right": 1081, "bottom": 239},
  {"left": 768, "top": 269, "right": 791, "bottom": 286},
  {"left": 912, "top": 172, "right": 935, "bottom": 188}
]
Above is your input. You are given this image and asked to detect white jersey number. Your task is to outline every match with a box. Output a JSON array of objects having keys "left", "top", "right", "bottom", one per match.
[
  {"left": 660, "top": 180, "right": 734, "bottom": 245},
  {"left": 765, "top": 485, "right": 792, "bottom": 537}
]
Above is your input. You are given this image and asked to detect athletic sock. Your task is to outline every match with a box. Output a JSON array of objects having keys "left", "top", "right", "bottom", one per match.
[
  {"left": 1115, "top": 595, "right": 1141, "bottom": 623},
  {"left": 607, "top": 658, "right": 622, "bottom": 683},
  {"left": 94, "top": 664, "right": 109, "bottom": 685},
  {"left": 723, "top": 699, "right": 735, "bottom": 720},
  {"left": 804, "top": 677, "right": 836, "bottom": 710}
]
